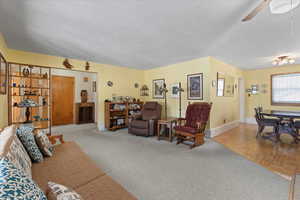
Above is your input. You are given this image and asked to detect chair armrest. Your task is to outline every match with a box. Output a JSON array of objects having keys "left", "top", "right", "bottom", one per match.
[
  {"left": 177, "top": 118, "right": 186, "bottom": 126},
  {"left": 48, "top": 135, "right": 65, "bottom": 145}
]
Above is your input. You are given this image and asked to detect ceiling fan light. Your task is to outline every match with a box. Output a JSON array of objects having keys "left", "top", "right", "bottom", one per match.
[
  {"left": 288, "top": 58, "right": 296, "bottom": 64},
  {"left": 270, "top": 0, "right": 300, "bottom": 14},
  {"left": 272, "top": 60, "right": 279, "bottom": 65}
]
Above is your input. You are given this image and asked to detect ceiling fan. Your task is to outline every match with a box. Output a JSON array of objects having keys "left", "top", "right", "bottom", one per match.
[{"left": 242, "top": 0, "right": 300, "bottom": 22}]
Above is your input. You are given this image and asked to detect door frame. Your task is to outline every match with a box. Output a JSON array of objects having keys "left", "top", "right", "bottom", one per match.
[
  {"left": 51, "top": 75, "right": 75, "bottom": 126},
  {"left": 239, "top": 78, "right": 245, "bottom": 123}
]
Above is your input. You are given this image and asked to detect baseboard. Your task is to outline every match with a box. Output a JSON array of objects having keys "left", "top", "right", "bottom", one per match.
[
  {"left": 98, "top": 122, "right": 106, "bottom": 131},
  {"left": 210, "top": 120, "right": 240, "bottom": 138},
  {"left": 245, "top": 117, "right": 256, "bottom": 124}
]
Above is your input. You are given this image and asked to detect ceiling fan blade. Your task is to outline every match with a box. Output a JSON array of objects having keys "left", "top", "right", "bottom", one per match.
[{"left": 242, "top": 0, "right": 272, "bottom": 22}]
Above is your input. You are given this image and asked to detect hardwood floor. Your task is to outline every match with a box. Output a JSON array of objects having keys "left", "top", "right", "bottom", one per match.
[{"left": 214, "top": 123, "right": 300, "bottom": 178}]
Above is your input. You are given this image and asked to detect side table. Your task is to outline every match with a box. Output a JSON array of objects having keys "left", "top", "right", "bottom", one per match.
[{"left": 157, "top": 118, "right": 177, "bottom": 142}]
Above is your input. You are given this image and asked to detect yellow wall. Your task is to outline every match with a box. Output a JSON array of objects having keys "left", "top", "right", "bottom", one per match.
[
  {"left": 0, "top": 33, "right": 8, "bottom": 129},
  {"left": 6, "top": 49, "right": 144, "bottom": 129},
  {"left": 143, "top": 57, "right": 243, "bottom": 129},
  {"left": 143, "top": 57, "right": 211, "bottom": 119},
  {"left": 209, "top": 58, "right": 243, "bottom": 128},
  {"left": 244, "top": 65, "right": 300, "bottom": 119}
]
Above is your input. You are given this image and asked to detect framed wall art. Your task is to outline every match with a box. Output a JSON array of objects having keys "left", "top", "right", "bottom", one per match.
[
  {"left": 187, "top": 73, "right": 203, "bottom": 100},
  {"left": 152, "top": 79, "right": 165, "bottom": 99},
  {"left": 171, "top": 83, "right": 180, "bottom": 98},
  {"left": 0, "top": 53, "right": 7, "bottom": 95}
]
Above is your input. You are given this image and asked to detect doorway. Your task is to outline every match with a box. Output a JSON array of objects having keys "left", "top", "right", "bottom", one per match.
[
  {"left": 52, "top": 75, "right": 75, "bottom": 126},
  {"left": 239, "top": 78, "right": 245, "bottom": 123}
]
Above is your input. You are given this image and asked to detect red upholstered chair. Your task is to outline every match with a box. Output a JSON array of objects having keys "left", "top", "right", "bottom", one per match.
[{"left": 174, "top": 102, "right": 212, "bottom": 149}]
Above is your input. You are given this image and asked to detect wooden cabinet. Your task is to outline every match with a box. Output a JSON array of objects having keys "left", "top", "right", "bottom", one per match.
[
  {"left": 105, "top": 102, "right": 143, "bottom": 131},
  {"left": 75, "top": 102, "right": 95, "bottom": 124}
]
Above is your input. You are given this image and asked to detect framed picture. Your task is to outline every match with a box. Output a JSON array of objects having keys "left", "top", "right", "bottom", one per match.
[
  {"left": 0, "top": 53, "right": 7, "bottom": 95},
  {"left": 152, "top": 79, "right": 165, "bottom": 99},
  {"left": 171, "top": 83, "right": 180, "bottom": 98},
  {"left": 187, "top": 73, "right": 203, "bottom": 100}
]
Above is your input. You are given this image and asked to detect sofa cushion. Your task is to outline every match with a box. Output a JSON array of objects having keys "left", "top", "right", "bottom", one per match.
[
  {"left": 47, "top": 181, "right": 82, "bottom": 200},
  {"left": 0, "top": 157, "right": 47, "bottom": 200},
  {"left": 32, "top": 141, "right": 106, "bottom": 192},
  {"left": 0, "top": 126, "right": 32, "bottom": 178},
  {"left": 174, "top": 126, "right": 198, "bottom": 134},
  {"left": 130, "top": 120, "right": 148, "bottom": 129},
  {"left": 35, "top": 130, "right": 54, "bottom": 157},
  {"left": 17, "top": 126, "right": 44, "bottom": 162},
  {"left": 75, "top": 175, "right": 137, "bottom": 200}
]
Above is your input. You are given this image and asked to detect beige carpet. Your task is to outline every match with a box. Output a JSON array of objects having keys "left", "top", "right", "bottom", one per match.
[{"left": 53, "top": 124, "right": 289, "bottom": 200}]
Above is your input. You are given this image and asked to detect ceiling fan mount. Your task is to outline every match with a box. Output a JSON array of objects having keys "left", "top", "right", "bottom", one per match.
[{"left": 242, "top": 0, "right": 300, "bottom": 22}]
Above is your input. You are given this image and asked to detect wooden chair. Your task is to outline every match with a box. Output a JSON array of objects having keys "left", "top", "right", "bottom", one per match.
[
  {"left": 174, "top": 102, "right": 212, "bottom": 149},
  {"left": 254, "top": 107, "right": 280, "bottom": 140}
]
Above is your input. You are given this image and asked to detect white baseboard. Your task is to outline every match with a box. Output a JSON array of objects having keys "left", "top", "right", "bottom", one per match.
[
  {"left": 245, "top": 117, "right": 256, "bottom": 124},
  {"left": 210, "top": 120, "right": 240, "bottom": 138},
  {"left": 98, "top": 122, "right": 106, "bottom": 131}
]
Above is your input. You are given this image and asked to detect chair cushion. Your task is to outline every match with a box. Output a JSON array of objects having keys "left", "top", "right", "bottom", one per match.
[
  {"left": 0, "top": 157, "right": 47, "bottom": 200},
  {"left": 17, "top": 126, "right": 44, "bottom": 163},
  {"left": 261, "top": 118, "right": 279, "bottom": 126},
  {"left": 130, "top": 120, "right": 148, "bottom": 129},
  {"left": 174, "top": 126, "right": 198, "bottom": 134},
  {"left": 32, "top": 141, "right": 106, "bottom": 192},
  {"left": 75, "top": 175, "right": 137, "bottom": 200},
  {"left": 0, "top": 126, "right": 32, "bottom": 178}
]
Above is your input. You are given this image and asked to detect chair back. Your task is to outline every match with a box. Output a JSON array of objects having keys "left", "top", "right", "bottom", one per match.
[
  {"left": 185, "top": 102, "right": 212, "bottom": 129},
  {"left": 254, "top": 107, "right": 264, "bottom": 123},
  {"left": 141, "top": 102, "right": 162, "bottom": 121}
]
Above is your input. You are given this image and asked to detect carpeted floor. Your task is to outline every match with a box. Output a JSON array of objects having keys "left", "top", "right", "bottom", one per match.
[{"left": 53, "top": 124, "right": 289, "bottom": 200}]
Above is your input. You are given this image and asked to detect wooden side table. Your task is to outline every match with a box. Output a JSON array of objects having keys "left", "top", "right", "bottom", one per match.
[{"left": 157, "top": 118, "right": 177, "bottom": 142}]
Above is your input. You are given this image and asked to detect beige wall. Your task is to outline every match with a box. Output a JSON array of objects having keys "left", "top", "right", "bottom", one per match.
[
  {"left": 0, "top": 33, "right": 8, "bottom": 129},
  {"left": 244, "top": 65, "right": 300, "bottom": 120}
]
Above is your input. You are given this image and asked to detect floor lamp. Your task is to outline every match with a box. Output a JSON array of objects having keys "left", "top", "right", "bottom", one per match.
[
  {"left": 160, "top": 83, "right": 168, "bottom": 119},
  {"left": 176, "top": 82, "right": 184, "bottom": 118}
]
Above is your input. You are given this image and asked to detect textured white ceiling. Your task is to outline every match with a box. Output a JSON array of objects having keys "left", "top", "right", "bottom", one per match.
[{"left": 0, "top": 0, "right": 300, "bottom": 69}]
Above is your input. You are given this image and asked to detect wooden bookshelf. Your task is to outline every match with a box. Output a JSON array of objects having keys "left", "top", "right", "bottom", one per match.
[
  {"left": 8, "top": 63, "right": 52, "bottom": 134},
  {"left": 105, "top": 101, "right": 143, "bottom": 131}
]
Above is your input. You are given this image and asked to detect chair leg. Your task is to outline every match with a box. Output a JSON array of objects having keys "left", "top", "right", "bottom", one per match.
[
  {"left": 256, "top": 125, "right": 264, "bottom": 138},
  {"left": 176, "top": 135, "right": 184, "bottom": 145}
]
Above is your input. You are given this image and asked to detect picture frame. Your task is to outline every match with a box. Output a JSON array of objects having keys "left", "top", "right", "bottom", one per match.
[
  {"left": 152, "top": 79, "right": 165, "bottom": 99},
  {"left": 0, "top": 53, "right": 7, "bottom": 95},
  {"left": 187, "top": 73, "right": 203, "bottom": 100},
  {"left": 171, "top": 83, "right": 180, "bottom": 98}
]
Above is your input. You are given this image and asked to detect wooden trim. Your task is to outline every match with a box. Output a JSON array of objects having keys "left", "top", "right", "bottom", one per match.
[
  {"left": 289, "top": 174, "right": 296, "bottom": 200},
  {"left": 152, "top": 79, "right": 165, "bottom": 99},
  {"left": 271, "top": 72, "right": 300, "bottom": 106},
  {"left": 187, "top": 73, "right": 203, "bottom": 100},
  {"left": 0, "top": 52, "right": 8, "bottom": 95}
]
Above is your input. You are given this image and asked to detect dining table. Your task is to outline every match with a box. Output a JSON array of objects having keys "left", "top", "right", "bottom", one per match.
[{"left": 261, "top": 109, "right": 300, "bottom": 143}]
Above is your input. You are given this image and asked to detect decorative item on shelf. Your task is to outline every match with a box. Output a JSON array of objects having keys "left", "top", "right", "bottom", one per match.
[
  {"left": 246, "top": 84, "right": 259, "bottom": 96},
  {"left": 172, "top": 82, "right": 185, "bottom": 118},
  {"left": 12, "top": 83, "right": 17, "bottom": 87},
  {"left": 22, "top": 67, "right": 30, "bottom": 77},
  {"left": 18, "top": 99, "right": 39, "bottom": 123},
  {"left": 153, "top": 79, "right": 165, "bottom": 99},
  {"left": 42, "top": 98, "right": 47, "bottom": 106},
  {"left": 187, "top": 73, "right": 203, "bottom": 100},
  {"left": 134, "top": 83, "right": 139, "bottom": 88},
  {"left": 85, "top": 62, "right": 90, "bottom": 71},
  {"left": 63, "top": 58, "right": 74, "bottom": 69},
  {"left": 42, "top": 72, "right": 48, "bottom": 79},
  {"left": 13, "top": 102, "right": 18, "bottom": 107},
  {"left": 80, "top": 90, "right": 88, "bottom": 103},
  {"left": 33, "top": 115, "right": 41, "bottom": 122},
  {"left": 107, "top": 81, "right": 113, "bottom": 87},
  {"left": 159, "top": 83, "right": 169, "bottom": 119},
  {"left": 140, "top": 85, "right": 149, "bottom": 96}
]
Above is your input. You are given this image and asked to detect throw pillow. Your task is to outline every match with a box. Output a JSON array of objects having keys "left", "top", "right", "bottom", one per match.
[
  {"left": 16, "top": 126, "right": 44, "bottom": 163},
  {"left": 48, "top": 182, "right": 83, "bottom": 200},
  {"left": 0, "top": 157, "right": 47, "bottom": 200},
  {"left": 0, "top": 125, "right": 32, "bottom": 178},
  {"left": 35, "top": 130, "right": 54, "bottom": 157}
]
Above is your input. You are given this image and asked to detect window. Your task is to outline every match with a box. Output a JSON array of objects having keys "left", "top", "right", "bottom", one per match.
[
  {"left": 272, "top": 73, "right": 300, "bottom": 105},
  {"left": 217, "top": 78, "right": 224, "bottom": 97}
]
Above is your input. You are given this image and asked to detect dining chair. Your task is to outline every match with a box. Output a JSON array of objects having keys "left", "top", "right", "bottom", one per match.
[
  {"left": 254, "top": 107, "right": 280, "bottom": 140},
  {"left": 295, "top": 121, "right": 300, "bottom": 136}
]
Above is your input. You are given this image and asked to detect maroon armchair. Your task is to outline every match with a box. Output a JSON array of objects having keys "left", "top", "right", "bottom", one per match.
[
  {"left": 128, "top": 102, "right": 162, "bottom": 137},
  {"left": 174, "top": 102, "right": 212, "bottom": 148}
]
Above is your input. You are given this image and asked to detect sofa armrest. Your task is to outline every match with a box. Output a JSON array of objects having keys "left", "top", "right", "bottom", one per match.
[
  {"left": 48, "top": 134, "right": 65, "bottom": 145},
  {"left": 148, "top": 119, "right": 155, "bottom": 136}
]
